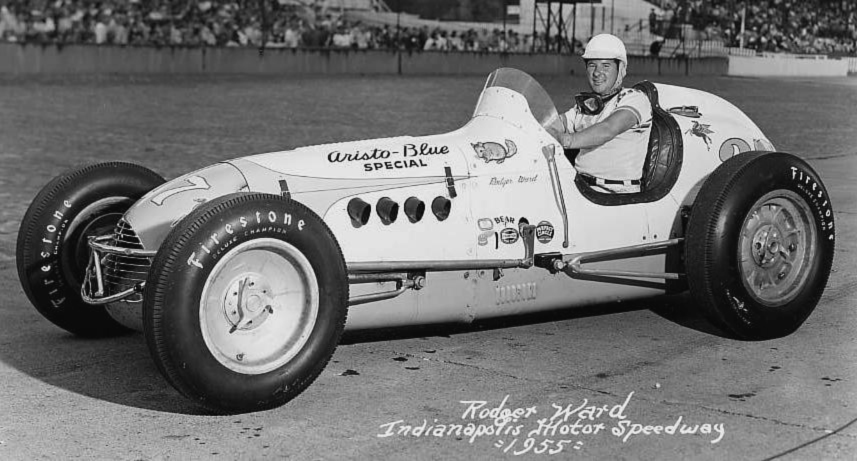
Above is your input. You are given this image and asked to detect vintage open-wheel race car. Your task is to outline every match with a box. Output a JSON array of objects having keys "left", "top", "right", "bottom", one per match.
[{"left": 16, "top": 68, "right": 835, "bottom": 413}]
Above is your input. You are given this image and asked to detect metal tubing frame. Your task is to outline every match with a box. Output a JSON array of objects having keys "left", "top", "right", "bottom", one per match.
[
  {"left": 83, "top": 230, "right": 681, "bottom": 309},
  {"left": 91, "top": 248, "right": 105, "bottom": 296},
  {"left": 345, "top": 261, "right": 525, "bottom": 306},
  {"left": 82, "top": 235, "right": 152, "bottom": 305},
  {"left": 542, "top": 145, "right": 569, "bottom": 248},
  {"left": 81, "top": 282, "right": 144, "bottom": 305},
  {"left": 557, "top": 238, "right": 684, "bottom": 280},
  {"left": 349, "top": 278, "right": 417, "bottom": 306},
  {"left": 81, "top": 250, "right": 145, "bottom": 305},
  {"left": 84, "top": 228, "right": 539, "bottom": 306},
  {"left": 89, "top": 234, "right": 155, "bottom": 257},
  {"left": 346, "top": 226, "right": 536, "bottom": 305},
  {"left": 348, "top": 272, "right": 412, "bottom": 284},
  {"left": 348, "top": 258, "right": 528, "bottom": 273}
]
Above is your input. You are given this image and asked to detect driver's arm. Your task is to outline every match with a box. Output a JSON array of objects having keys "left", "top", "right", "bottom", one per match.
[
  {"left": 555, "top": 110, "right": 638, "bottom": 149},
  {"left": 558, "top": 113, "right": 569, "bottom": 133}
]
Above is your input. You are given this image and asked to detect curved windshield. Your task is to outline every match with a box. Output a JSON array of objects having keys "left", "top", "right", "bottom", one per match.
[{"left": 483, "top": 68, "right": 564, "bottom": 134}]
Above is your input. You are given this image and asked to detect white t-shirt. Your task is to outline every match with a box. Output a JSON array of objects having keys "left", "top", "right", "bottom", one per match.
[{"left": 563, "top": 87, "right": 652, "bottom": 181}]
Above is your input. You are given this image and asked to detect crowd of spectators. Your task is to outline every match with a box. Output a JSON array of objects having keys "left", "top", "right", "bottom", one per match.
[
  {"left": 0, "top": 0, "right": 541, "bottom": 52},
  {"left": 3, "top": 0, "right": 855, "bottom": 56},
  {"left": 654, "top": 0, "right": 857, "bottom": 55}
]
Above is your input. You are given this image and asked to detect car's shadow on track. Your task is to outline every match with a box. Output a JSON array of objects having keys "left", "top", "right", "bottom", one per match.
[
  {"left": 0, "top": 301, "right": 213, "bottom": 415},
  {"left": 2, "top": 287, "right": 729, "bottom": 416}
]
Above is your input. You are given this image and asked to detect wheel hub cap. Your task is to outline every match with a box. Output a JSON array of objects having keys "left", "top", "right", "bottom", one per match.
[
  {"left": 224, "top": 275, "right": 276, "bottom": 333},
  {"left": 739, "top": 191, "right": 816, "bottom": 306},
  {"left": 200, "top": 238, "right": 319, "bottom": 375}
]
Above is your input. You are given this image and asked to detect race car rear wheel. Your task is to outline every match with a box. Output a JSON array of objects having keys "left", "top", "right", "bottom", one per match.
[
  {"left": 685, "top": 152, "right": 835, "bottom": 340},
  {"left": 143, "top": 193, "right": 348, "bottom": 413},
  {"left": 16, "top": 162, "right": 165, "bottom": 337}
]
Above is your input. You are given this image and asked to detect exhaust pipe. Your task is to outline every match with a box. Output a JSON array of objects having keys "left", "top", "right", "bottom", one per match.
[
  {"left": 376, "top": 197, "right": 399, "bottom": 225},
  {"left": 404, "top": 197, "right": 425, "bottom": 223},
  {"left": 431, "top": 196, "right": 451, "bottom": 221},
  {"left": 347, "top": 198, "right": 371, "bottom": 227}
]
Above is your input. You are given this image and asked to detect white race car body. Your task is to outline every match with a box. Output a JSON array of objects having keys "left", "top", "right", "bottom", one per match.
[
  {"left": 111, "top": 69, "right": 773, "bottom": 331},
  {"left": 21, "top": 67, "right": 831, "bottom": 412}
]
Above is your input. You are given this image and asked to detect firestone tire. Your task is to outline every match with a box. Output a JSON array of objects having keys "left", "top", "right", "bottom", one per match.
[
  {"left": 16, "top": 162, "right": 165, "bottom": 337},
  {"left": 143, "top": 193, "right": 349, "bottom": 413},
  {"left": 685, "top": 152, "right": 835, "bottom": 340}
]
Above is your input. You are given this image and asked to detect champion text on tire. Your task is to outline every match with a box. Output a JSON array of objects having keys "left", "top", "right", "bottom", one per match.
[
  {"left": 143, "top": 193, "right": 349, "bottom": 413},
  {"left": 685, "top": 152, "right": 835, "bottom": 340},
  {"left": 16, "top": 162, "right": 165, "bottom": 337}
]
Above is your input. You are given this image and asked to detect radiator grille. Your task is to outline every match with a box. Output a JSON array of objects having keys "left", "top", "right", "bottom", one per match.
[{"left": 102, "top": 218, "right": 150, "bottom": 302}]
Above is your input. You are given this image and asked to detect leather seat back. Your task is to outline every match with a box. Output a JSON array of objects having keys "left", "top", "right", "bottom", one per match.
[{"left": 633, "top": 81, "right": 683, "bottom": 198}]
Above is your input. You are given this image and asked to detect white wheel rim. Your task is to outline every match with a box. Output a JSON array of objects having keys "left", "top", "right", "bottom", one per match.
[
  {"left": 200, "top": 238, "right": 319, "bottom": 375},
  {"left": 738, "top": 190, "right": 817, "bottom": 307}
]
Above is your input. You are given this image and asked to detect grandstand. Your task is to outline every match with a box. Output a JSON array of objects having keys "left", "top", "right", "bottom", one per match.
[
  {"left": 342, "top": 0, "right": 661, "bottom": 53},
  {"left": 0, "top": 0, "right": 853, "bottom": 58},
  {"left": 293, "top": 0, "right": 390, "bottom": 12}
]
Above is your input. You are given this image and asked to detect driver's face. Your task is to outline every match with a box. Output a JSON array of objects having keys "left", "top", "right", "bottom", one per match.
[{"left": 586, "top": 59, "right": 619, "bottom": 95}]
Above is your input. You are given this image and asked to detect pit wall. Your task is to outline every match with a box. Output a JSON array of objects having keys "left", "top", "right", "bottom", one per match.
[
  {"left": 728, "top": 55, "right": 850, "bottom": 77},
  {"left": 848, "top": 57, "right": 857, "bottom": 74},
  {"left": 0, "top": 43, "right": 727, "bottom": 76}
]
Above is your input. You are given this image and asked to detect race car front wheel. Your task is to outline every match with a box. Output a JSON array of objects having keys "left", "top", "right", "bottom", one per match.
[
  {"left": 16, "top": 162, "right": 165, "bottom": 337},
  {"left": 685, "top": 152, "right": 835, "bottom": 340},
  {"left": 143, "top": 193, "right": 348, "bottom": 413}
]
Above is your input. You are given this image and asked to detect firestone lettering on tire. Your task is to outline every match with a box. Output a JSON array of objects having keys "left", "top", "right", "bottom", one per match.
[
  {"left": 790, "top": 166, "right": 835, "bottom": 241},
  {"left": 39, "top": 199, "right": 73, "bottom": 308},
  {"left": 187, "top": 210, "right": 307, "bottom": 269}
]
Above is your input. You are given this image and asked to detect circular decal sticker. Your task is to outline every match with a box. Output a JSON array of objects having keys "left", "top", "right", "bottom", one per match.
[
  {"left": 536, "top": 221, "right": 555, "bottom": 244},
  {"left": 718, "top": 138, "right": 751, "bottom": 162},
  {"left": 500, "top": 227, "right": 519, "bottom": 245}
]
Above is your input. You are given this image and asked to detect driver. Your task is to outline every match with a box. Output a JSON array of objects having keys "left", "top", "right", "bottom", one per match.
[{"left": 551, "top": 34, "right": 652, "bottom": 194}]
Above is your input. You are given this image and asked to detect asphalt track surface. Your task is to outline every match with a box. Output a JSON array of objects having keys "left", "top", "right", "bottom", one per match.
[{"left": 0, "top": 73, "right": 855, "bottom": 460}]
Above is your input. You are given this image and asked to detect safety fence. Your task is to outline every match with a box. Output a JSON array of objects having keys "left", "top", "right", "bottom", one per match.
[
  {"left": 0, "top": 43, "right": 727, "bottom": 76},
  {"left": 727, "top": 47, "right": 758, "bottom": 57},
  {"left": 845, "top": 56, "right": 857, "bottom": 74},
  {"left": 725, "top": 49, "right": 855, "bottom": 76},
  {"left": 727, "top": 54, "right": 849, "bottom": 77},
  {"left": 659, "top": 39, "right": 728, "bottom": 58},
  {"left": 729, "top": 48, "right": 846, "bottom": 60}
]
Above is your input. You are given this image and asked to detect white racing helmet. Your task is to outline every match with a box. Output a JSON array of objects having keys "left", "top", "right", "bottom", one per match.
[
  {"left": 581, "top": 33, "right": 627, "bottom": 94},
  {"left": 582, "top": 33, "right": 627, "bottom": 64}
]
